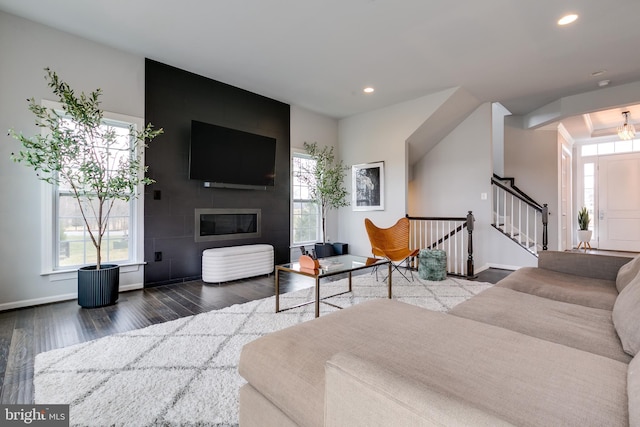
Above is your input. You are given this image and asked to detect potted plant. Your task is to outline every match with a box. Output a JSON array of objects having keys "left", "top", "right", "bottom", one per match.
[
  {"left": 299, "top": 142, "right": 349, "bottom": 258},
  {"left": 577, "top": 207, "right": 592, "bottom": 245},
  {"left": 10, "top": 68, "right": 162, "bottom": 308}
]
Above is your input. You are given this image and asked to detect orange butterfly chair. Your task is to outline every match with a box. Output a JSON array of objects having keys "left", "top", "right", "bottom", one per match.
[{"left": 364, "top": 217, "right": 419, "bottom": 281}]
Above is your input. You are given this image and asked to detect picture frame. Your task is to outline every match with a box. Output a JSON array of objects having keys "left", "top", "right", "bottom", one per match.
[{"left": 352, "top": 161, "right": 384, "bottom": 211}]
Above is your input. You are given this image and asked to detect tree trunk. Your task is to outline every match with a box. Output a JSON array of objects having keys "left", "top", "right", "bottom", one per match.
[{"left": 321, "top": 215, "right": 326, "bottom": 244}]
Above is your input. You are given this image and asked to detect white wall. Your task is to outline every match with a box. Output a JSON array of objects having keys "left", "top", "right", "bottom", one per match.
[
  {"left": 492, "top": 103, "right": 511, "bottom": 177},
  {"left": 337, "top": 90, "right": 458, "bottom": 257},
  {"left": 0, "top": 11, "right": 146, "bottom": 309},
  {"left": 504, "top": 116, "right": 560, "bottom": 251},
  {"left": 291, "top": 106, "right": 339, "bottom": 153},
  {"left": 409, "top": 103, "right": 494, "bottom": 270}
]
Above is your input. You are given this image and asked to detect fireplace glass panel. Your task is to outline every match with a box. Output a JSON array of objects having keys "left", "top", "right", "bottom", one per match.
[
  {"left": 195, "top": 208, "right": 261, "bottom": 242},
  {"left": 200, "top": 214, "right": 257, "bottom": 236}
]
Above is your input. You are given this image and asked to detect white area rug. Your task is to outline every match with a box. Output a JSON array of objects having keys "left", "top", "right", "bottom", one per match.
[{"left": 34, "top": 273, "right": 492, "bottom": 426}]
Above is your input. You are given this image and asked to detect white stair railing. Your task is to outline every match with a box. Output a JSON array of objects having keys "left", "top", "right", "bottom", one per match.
[
  {"left": 492, "top": 177, "right": 548, "bottom": 256},
  {"left": 407, "top": 213, "right": 474, "bottom": 277}
]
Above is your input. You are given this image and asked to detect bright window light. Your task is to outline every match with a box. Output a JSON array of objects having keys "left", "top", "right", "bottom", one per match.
[{"left": 581, "top": 145, "right": 598, "bottom": 157}]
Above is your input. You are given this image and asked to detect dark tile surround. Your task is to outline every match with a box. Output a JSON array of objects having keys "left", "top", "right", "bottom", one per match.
[{"left": 144, "top": 60, "right": 291, "bottom": 286}]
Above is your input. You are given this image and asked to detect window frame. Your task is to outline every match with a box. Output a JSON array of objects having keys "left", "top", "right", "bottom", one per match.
[
  {"left": 40, "top": 100, "right": 146, "bottom": 276},
  {"left": 291, "top": 151, "right": 321, "bottom": 246}
]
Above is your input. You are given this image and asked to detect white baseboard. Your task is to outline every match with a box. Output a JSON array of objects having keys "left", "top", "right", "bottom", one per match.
[
  {"left": 0, "top": 283, "right": 144, "bottom": 312},
  {"left": 474, "top": 264, "right": 490, "bottom": 274}
]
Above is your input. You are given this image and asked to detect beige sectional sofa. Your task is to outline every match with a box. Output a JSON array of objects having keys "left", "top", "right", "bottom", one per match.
[{"left": 238, "top": 251, "right": 640, "bottom": 426}]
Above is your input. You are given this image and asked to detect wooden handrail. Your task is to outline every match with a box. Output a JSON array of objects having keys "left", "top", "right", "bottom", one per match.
[
  {"left": 492, "top": 174, "right": 542, "bottom": 208},
  {"left": 406, "top": 215, "right": 466, "bottom": 221},
  {"left": 491, "top": 177, "right": 543, "bottom": 211}
]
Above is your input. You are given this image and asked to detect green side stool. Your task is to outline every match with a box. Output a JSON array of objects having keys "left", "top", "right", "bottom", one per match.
[{"left": 418, "top": 249, "right": 447, "bottom": 281}]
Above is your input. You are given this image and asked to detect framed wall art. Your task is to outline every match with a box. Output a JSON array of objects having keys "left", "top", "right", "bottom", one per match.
[{"left": 352, "top": 161, "right": 384, "bottom": 211}]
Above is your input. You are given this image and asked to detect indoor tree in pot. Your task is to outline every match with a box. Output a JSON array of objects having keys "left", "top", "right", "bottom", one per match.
[
  {"left": 299, "top": 141, "right": 349, "bottom": 258},
  {"left": 577, "top": 206, "right": 592, "bottom": 247},
  {"left": 10, "top": 68, "right": 162, "bottom": 308}
]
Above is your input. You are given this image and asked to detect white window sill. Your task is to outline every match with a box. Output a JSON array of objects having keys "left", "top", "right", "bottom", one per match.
[{"left": 43, "top": 262, "right": 146, "bottom": 282}]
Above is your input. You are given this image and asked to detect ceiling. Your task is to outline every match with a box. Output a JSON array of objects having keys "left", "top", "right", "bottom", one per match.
[
  {"left": 2, "top": 0, "right": 640, "bottom": 132},
  {"left": 561, "top": 105, "right": 640, "bottom": 143}
]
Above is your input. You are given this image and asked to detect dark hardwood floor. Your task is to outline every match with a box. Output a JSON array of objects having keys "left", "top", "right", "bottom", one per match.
[{"left": 0, "top": 268, "right": 509, "bottom": 404}]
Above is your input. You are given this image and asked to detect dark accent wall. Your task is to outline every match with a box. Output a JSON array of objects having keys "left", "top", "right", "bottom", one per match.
[{"left": 144, "top": 59, "right": 290, "bottom": 287}]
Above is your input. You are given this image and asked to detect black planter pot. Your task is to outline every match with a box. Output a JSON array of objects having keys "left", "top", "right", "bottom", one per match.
[
  {"left": 77, "top": 264, "right": 120, "bottom": 308},
  {"left": 332, "top": 242, "right": 349, "bottom": 255},
  {"left": 314, "top": 243, "right": 335, "bottom": 258}
]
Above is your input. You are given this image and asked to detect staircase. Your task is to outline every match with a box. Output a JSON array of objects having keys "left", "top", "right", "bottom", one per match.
[{"left": 491, "top": 175, "right": 548, "bottom": 256}]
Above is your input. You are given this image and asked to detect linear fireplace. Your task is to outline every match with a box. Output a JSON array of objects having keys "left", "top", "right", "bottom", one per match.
[{"left": 195, "top": 208, "right": 261, "bottom": 242}]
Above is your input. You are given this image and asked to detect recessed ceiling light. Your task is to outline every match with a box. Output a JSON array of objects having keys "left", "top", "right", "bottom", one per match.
[
  {"left": 558, "top": 14, "right": 578, "bottom": 26},
  {"left": 363, "top": 87, "right": 375, "bottom": 94},
  {"left": 591, "top": 70, "right": 607, "bottom": 77}
]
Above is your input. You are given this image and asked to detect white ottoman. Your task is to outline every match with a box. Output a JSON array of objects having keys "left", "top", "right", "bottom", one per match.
[{"left": 202, "top": 244, "right": 274, "bottom": 283}]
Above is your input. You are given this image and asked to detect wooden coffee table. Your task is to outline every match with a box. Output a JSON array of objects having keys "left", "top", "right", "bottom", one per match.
[{"left": 275, "top": 254, "right": 391, "bottom": 318}]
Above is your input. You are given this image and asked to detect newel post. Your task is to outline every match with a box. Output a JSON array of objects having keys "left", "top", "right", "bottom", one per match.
[
  {"left": 542, "top": 204, "right": 549, "bottom": 251},
  {"left": 466, "top": 211, "right": 475, "bottom": 277}
]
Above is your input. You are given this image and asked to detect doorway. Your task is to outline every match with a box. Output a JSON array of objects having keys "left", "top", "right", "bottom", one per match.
[{"left": 560, "top": 147, "right": 572, "bottom": 250}]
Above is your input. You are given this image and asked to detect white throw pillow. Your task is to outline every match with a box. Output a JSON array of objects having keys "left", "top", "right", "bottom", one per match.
[
  {"left": 616, "top": 254, "right": 640, "bottom": 293},
  {"left": 613, "top": 274, "right": 640, "bottom": 356}
]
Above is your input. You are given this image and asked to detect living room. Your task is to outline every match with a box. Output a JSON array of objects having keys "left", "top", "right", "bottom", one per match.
[
  {"left": 2, "top": 1, "right": 640, "bottom": 425},
  {"left": 4, "top": 3, "right": 640, "bottom": 310}
]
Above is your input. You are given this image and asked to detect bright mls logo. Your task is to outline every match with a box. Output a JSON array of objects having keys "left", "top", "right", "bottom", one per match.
[{"left": 1, "top": 405, "right": 69, "bottom": 426}]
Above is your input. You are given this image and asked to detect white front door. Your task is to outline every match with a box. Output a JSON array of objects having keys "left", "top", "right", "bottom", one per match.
[{"left": 598, "top": 153, "right": 640, "bottom": 251}]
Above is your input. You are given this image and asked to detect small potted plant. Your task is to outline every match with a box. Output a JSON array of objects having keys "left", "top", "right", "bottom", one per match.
[
  {"left": 577, "top": 207, "right": 592, "bottom": 246},
  {"left": 298, "top": 142, "right": 349, "bottom": 257},
  {"left": 10, "top": 68, "right": 162, "bottom": 307}
]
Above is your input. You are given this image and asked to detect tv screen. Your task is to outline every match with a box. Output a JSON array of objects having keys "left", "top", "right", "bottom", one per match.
[{"left": 189, "top": 120, "right": 276, "bottom": 189}]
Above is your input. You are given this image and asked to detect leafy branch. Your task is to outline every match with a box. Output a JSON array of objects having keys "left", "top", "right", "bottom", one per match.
[
  {"left": 297, "top": 142, "right": 349, "bottom": 244},
  {"left": 9, "top": 68, "right": 163, "bottom": 268}
]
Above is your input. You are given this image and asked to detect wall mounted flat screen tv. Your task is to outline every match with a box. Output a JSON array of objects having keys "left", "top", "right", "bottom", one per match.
[{"left": 189, "top": 120, "right": 277, "bottom": 190}]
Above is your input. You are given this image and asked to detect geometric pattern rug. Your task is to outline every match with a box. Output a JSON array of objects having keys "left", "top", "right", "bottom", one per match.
[{"left": 34, "top": 273, "right": 492, "bottom": 426}]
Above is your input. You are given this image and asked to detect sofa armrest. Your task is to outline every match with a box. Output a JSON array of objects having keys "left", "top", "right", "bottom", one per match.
[
  {"left": 538, "top": 251, "right": 631, "bottom": 281},
  {"left": 324, "top": 352, "right": 513, "bottom": 427}
]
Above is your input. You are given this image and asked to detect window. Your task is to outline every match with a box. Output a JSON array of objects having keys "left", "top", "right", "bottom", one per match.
[
  {"left": 292, "top": 154, "right": 320, "bottom": 245},
  {"left": 581, "top": 140, "right": 639, "bottom": 156},
  {"left": 582, "top": 162, "right": 595, "bottom": 231},
  {"left": 43, "top": 101, "right": 144, "bottom": 271}
]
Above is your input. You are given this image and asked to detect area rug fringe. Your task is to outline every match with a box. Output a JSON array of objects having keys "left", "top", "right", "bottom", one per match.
[{"left": 34, "top": 273, "right": 492, "bottom": 426}]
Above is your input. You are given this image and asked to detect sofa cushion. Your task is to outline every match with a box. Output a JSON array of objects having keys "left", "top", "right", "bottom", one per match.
[
  {"left": 629, "top": 355, "right": 640, "bottom": 427},
  {"left": 538, "top": 251, "right": 632, "bottom": 281},
  {"left": 496, "top": 266, "right": 618, "bottom": 310},
  {"left": 325, "top": 352, "right": 514, "bottom": 426},
  {"left": 450, "top": 286, "right": 630, "bottom": 363},
  {"left": 613, "top": 274, "right": 640, "bottom": 356},
  {"left": 616, "top": 254, "right": 640, "bottom": 293},
  {"left": 239, "top": 299, "right": 628, "bottom": 427}
]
